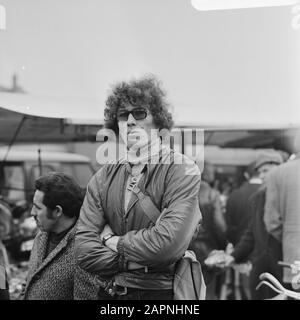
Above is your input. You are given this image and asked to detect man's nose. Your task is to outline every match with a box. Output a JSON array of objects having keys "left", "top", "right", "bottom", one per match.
[
  {"left": 127, "top": 113, "right": 136, "bottom": 125},
  {"left": 31, "top": 209, "right": 36, "bottom": 217}
]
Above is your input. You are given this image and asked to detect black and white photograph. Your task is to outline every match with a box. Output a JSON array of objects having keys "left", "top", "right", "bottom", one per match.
[{"left": 0, "top": 0, "right": 300, "bottom": 308}]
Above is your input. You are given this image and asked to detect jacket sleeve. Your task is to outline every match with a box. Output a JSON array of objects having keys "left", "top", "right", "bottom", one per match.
[
  {"left": 211, "top": 190, "right": 228, "bottom": 249},
  {"left": 75, "top": 170, "right": 121, "bottom": 277},
  {"left": 117, "top": 158, "right": 202, "bottom": 268},
  {"left": 264, "top": 169, "right": 282, "bottom": 242},
  {"left": 225, "top": 193, "right": 238, "bottom": 244},
  {"left": 231, "top": 219, "right": 254, "bottom": 263}
]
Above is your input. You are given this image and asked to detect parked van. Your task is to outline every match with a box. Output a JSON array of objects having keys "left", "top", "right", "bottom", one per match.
[{"left": 0, "top": 148, "right": 95, "bottom": 205}]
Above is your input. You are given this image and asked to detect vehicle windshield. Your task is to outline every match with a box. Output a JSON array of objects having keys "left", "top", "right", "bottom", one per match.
[
  {"left": 0, "top": 163, "right": 25, "bottom": 203},
  {"left": 0, "top": 161, "right": 95, "bottom": 204}
]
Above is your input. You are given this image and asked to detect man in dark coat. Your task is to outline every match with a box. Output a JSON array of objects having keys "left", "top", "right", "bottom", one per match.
[
  {"left": 225, "top": 162, "right": 262, "bottom": 246},
  {"left": 222, "top": 152, "right": 283, "bottom": 299},
  {"left": 189, "top": 179, "right": 227, "bottom": 299}
]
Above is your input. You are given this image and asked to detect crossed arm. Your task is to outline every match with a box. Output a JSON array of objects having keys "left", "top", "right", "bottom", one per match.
[{"left": 75, "top": 162, "right": 202, "bottom": 276}]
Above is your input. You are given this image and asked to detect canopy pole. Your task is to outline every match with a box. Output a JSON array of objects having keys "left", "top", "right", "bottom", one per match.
[{"left": 37, "top": 145, "right": 42, "bottom": 176}]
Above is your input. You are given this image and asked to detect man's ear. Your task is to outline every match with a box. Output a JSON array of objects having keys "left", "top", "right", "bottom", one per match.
[{"left": 54, "top": 205, "right": 63, "bottom": 218}]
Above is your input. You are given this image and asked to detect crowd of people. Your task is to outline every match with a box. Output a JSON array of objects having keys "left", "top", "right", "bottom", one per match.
[
  {"left": 193, "top": 144, "right": 300, "bottom": 300},
  {"left": 0, "top": 75, "right": 299, "bottom": 300}
]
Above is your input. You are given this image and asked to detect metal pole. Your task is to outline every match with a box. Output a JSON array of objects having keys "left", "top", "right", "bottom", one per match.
[{"left": 38, "top": 146, "right": 42, "bottom": 176}]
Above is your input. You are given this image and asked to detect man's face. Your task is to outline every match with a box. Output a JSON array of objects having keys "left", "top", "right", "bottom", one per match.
[
  {"left": 257, "top": 163, "right": 278, "bottom": 182},
  {"left": 117, "top": 104, "right": 157, "bottom": 149},
  {"left": 31, "top": 190, "right": 56, "bottom": 232}
]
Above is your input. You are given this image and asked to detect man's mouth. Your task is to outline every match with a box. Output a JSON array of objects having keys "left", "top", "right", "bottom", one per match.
[{"left": 127, "top": 129, "right": 139, "bottom": 135}]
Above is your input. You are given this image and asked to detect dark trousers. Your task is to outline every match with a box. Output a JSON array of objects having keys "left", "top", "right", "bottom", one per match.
[
  {"left": 250, "top": 255, "right": 282, "bottom": 299},
  {"left": 0, "top": 289, "right": 9, "bottom": 300},
  {"left": 250, "top": 259, "right": 277, "bottom": 299}
]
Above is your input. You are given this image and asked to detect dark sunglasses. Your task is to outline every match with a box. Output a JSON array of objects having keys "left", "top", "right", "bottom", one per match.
[{"left": 117, "top": 109, "right": 148, "bottom": 121}]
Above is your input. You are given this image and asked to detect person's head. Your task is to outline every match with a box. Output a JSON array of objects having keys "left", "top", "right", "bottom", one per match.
[
  {"left": 254, "top": 152, "right": 283, "bottom": 182},
  {"left": 201, "top": 162, "right": 215, "bottom": 184},
  {"left": 104, "top": 75, "right": 174, "bottom": 149},
  {"left": 244, "top": 161, "right": 259, "bottom": 181},
  {"left": 277, "top": 150, "right": 290, "bottom": 163},
  {"left": 31, "top": 172, "right": 84, "bottom": 233}
]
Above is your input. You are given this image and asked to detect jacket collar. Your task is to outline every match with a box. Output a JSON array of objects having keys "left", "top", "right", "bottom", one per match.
[
  {"left": 26, "top": 223, "right": 76, "bottom": 285},
  {"left": 249, "top": 177, "right": 262, "bottom": 185},
  {"left": 120, "top": 144, "right": 172, "bottom": 171},
  {"left": 123, "top": 148, "right": 174, "bottom": 216}
]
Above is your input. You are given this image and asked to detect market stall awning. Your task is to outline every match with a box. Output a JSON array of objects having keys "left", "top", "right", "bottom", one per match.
[
  {"left": 1, "top": 1, "right": 300, "bottom": 132},
  {"left": 0, "top": 92, "right": 102, "bottom": 121},
  {"left": 0, "top": 107, "right": 101, "bottom": 144},
  {"left": 0, "top": 92, "right": 298, "bottom": 151}
]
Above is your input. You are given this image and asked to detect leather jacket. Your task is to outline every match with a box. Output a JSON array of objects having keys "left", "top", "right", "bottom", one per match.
[{"left": 75, "top": 150, "right": 202, "bottom": 290}]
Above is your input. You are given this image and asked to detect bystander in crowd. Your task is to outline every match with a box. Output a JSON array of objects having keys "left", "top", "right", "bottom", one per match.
[{"left": 22, "top": 172, "right": 99, "bottom": 300}]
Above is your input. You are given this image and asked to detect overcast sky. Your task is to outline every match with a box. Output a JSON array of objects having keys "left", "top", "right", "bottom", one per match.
[{"left": 0, "top": 0, "right": 299, "bottom": 127}]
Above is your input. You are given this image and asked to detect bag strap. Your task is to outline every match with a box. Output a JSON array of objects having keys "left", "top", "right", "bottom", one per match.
[
  {"left": 131, "top": 186, "right": 161, "bottom": 224},
  {"left": 190, "top": 261, "right": 200, "bottom": 300},
  {"left": 129, "top": 153, "right": 173, "bottom": 224}
]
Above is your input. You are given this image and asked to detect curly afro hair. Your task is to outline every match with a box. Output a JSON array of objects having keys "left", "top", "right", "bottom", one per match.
[{"left": 104, "top": 75, "right": 174, "bottom": 135}]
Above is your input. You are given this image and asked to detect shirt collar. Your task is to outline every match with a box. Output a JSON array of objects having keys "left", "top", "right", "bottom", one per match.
[{"left": 249, "top": 177, "right": 262, "bottom": 184}]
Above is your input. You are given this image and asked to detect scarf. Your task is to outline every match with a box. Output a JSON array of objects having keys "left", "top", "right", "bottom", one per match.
[{"left": 118, "top": 122, "right": 170, "bottom": 165}]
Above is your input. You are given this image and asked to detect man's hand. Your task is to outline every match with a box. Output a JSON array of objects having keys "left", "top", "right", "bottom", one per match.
[
  {"left": 105, "top": 236, "right": 119, "bottom": 252},
  {"left": 204, "top": 250, "right": 235, "bottom": 268},
  {"left": 99, "top": 224, "right": 146, "bottom": 268},
  {"left": 100, "top": 224, "right": 114, "bottom": 242},
  {"left": 205, "top": 250, "right": 224, "bottom": 268},
  {"left": 223, "top": 253, "right": 235, "bottom": 267},
  {"left": 99, "top": 224, "right": 119, "bottom": 252},
  {"left": 104, "top": 237, "right": 146, "bottom": 271}
]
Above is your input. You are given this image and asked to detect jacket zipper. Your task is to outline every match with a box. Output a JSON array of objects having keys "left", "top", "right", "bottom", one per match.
[{"left": 120, "top": 167, "right": 129, "bottom": 234}]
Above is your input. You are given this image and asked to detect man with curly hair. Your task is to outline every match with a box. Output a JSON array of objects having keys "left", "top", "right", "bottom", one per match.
[{"left": 75, "top": 76, "right": 202, "bottom": 300}]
